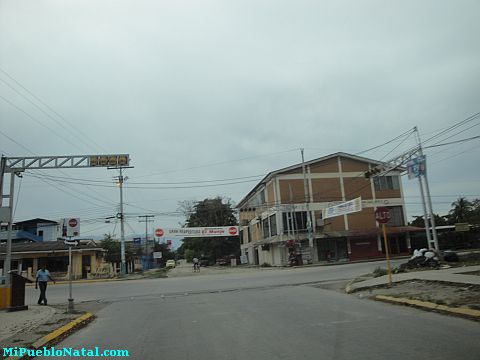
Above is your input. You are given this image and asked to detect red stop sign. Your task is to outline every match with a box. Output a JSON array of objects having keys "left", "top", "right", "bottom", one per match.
[
  {"left": 68, "top": 218, "right": 78, "bottom": 227},
  {"left": 375, "top": 207, "right": 391, "bottom": 224},
  {"left": 228, "top": 227, "right": 238, "bottom": 235},
  {"left": 155, "top": 228, "right": 164, "bottom": 237}
]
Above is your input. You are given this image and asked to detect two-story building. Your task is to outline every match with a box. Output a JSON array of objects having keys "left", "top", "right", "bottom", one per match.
[
  {"left": 0, "top": 218, "right": 62, "bottom": 243},
  {"left": 237, "top": 152, "right": 418, "bottom": 266}
]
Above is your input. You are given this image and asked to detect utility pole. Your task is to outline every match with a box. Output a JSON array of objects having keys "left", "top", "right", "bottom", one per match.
[
  {"left": 414, "top": 127, "right": 440, "bottom": 253},
  {"left": 138, "top": 215, "right": 155, "bottom": 270},
  {"left": 301, "top": 149, "right": 314, "bottom": 259},
  {"left": 108, "top": 165, "right": 134, "bottom": 276}
]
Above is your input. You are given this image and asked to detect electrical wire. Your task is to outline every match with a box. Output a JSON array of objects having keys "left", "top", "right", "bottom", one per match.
[
  {"left": 421, "top": 112, "right": 480, "bottom": 145},
  {"left": 0, "top": 67, "right": 109, "bottom": 152},
  {"left": 0, "top": 94, "right": 88, "bottom": 153},
  {"left": 355, "top": 127, "right": 416, "bottom": 156}
]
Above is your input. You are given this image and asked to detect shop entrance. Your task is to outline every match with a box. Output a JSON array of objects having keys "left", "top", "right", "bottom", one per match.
[{"left": 317, "top": 238, "right": 348, "bottom": 261}]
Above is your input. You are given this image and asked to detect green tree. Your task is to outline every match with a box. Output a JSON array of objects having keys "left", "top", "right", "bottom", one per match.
[
  {"left": 468, "top": 199, "right": 480, "bottom": 224},
  {"left": 410, "top": 214, "right": 447, "bottom": 227},
  {"left": 101, "top": 234, "right": 140, "bottom": 264},
  {"left": 178, "top": 197, "right": 240, "bottom": 261},
  {"left": 101, "top": 234, "right": 121, "bottom": 263},
  {"left": 153, "top": 242, "right": 175, "bottom": 261},
  {"left": 448, "top": 197, "right": 472, "bottom": 224}
]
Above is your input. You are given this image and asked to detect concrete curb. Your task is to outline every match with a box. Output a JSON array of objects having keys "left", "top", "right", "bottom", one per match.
[
  {"left": 5, "top": 312, "right": 95, "bottom": 360},
  {"left": 374, "top": 295, "right": 480, "bottom": 320}
]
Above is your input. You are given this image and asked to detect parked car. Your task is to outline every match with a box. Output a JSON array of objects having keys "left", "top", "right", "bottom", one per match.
[
  {"left": 166, "top": 260, "right": 176, "bottom": 268},
  {"left": 216, "top": 258, "right": 229, "bottom": 266}
]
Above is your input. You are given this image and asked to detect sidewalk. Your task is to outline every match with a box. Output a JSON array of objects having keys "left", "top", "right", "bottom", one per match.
[
  {"left": 0, "top": 305, "right": 55, "bottom": 342},
  {"left": 346, "top": 265, "right": 480, "bottom": 293}
]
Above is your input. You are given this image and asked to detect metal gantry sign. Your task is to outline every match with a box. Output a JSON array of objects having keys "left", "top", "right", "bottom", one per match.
[
  {"left": 0, "top": 154, "right": 130, "bottom": 292},
  {"left": 2, "top": 154, "right": 129, "bottom": 172}
]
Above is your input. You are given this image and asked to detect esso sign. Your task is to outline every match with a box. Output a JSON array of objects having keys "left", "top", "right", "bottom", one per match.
[
  {"left": 228, "top": 227, "right": 238, "bottom": 235},
  {"left": 375, "top": 207, "right": 391, "bottom": 224},
  {"left": 68, "top": 218, "right": 78, "bottom": 227},
  {"left": 155, "top": 228, "right": 164, "bottom": 237}
]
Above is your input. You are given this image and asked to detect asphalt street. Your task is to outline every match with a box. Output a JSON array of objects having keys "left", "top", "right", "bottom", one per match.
[
  {"left": 38, "top": 280, "right": 479, "bottom": 360},
  {"left": 26, "top": 259, "right": 404, "bottom": 305},
  {"left": 30, "top": 260, "right": 480, "bottom": 360}
]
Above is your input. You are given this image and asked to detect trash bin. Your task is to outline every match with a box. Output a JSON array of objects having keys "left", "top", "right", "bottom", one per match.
[{"left": 8, "top": 272, "right": 33, "bottom": 312}]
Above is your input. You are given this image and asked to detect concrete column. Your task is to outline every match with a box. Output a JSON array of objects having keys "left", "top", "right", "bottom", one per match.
[{"left": 32, "top": 258, "right": 38, "bottom": 274}]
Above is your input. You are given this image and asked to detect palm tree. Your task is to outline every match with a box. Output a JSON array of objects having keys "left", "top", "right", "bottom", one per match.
[{"left": 448, "top": 197, "right": 472, "bottom": 223}]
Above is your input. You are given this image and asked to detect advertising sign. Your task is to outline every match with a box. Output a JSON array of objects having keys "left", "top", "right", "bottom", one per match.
[
  {"left": 153, "top": 252, "right": 162, "bottom": 259},
  {"left": 407, "top": 155, "right": 426, "bottom": 179},
  {"left": 89, "top": 154, "right": 129, "bottom": 167},
  {"left": 155, "top": 226, "right": 239, "bottom": 238},
  {"left": 323, "top": 197, "right": 362, "bottom": 219}
]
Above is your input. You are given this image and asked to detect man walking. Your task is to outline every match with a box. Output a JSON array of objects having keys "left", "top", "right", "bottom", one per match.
[{"left": 35, "top": 265, "right": 55, "bottom": 305}]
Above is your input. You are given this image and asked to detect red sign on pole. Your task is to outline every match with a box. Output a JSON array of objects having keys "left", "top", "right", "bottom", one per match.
[
  {"left": 228, "top": 227, "right": 238, "bottom": 236},
  {"left": 68, "top": 218, "right": 78, "bottom": 227},
  {"left": 155, "top": 228, "right": 164, "bottom": 237},
  {"left": 375, "top": 207, "right": 391, "bottom": 224}
]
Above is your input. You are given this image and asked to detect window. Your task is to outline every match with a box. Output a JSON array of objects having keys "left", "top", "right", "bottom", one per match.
[
  {"left": 38, "top": 230, "right": 44, "bottom": 237},
  {"left": 262, "top": 218, "right": 270, "bottom": 239},
  {"left": 374, "top": 176, "right": 400, "bottom": 191},
  {"left": 387, "top": 206, "right": 405, "bottom": 226},
  {"left": 246, "top": 189, "right": 266, "bottom": 207},
  {"left": 283, "top": 211, "right": 308, "bottom": 233},
  {"left": 269, "top": 215, "right": 277, "bottom": 236},
  {"left": 247, "top": 227, "right": 252, "bottom": 243}
]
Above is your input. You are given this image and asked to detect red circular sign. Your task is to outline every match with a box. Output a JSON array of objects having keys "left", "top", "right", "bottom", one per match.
[
  {"left": 68, "top": 218, "right": 78, "bottom": 227},
  {"left": 155, "top": 228, "right": 164, "bottom": 237},
  {"left": 375, "top": 207, "right": 391, "bottom": 224},
  {"left": 228, "top": 227, "right": 238, "bottom": 235}
]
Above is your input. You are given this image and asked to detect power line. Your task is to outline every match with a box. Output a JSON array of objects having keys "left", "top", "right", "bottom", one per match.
[
  {"left": 424, "top": 135, "right": 480, "bottom": 149},
  {"left": 23, "top": 171, "right": 266, "bottom": 185},
  {"left": 0, "top": 67, "right": 109, "bottom": 152},
  {"left": 355, "top": 127, "right": 416, "bottom": 156},
  {"left": 134, "top": 148, "right": 300, "bottom": 179},
  {"left": 422, "top": 112, "right": 480, "bottom": 145},
  {"left": 0, "top": 94, "right": 87, "bottom": 153}
]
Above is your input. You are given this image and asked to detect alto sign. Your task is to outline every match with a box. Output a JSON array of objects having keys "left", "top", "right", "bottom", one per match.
[
  {"left": 374, "top": 207, "right": 391, "bottom": 224},
  {"left": 62, "top": 218, "right": 80, "bottom": 237}
]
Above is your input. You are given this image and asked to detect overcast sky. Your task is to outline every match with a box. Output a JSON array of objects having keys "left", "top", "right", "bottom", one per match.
[{"left": 1, "top": 0, "right": 479, "bottom": 243}]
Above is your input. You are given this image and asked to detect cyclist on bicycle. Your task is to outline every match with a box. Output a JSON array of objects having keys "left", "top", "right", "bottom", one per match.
[{"left": 192, "top": 257, "right": 200, "bottom": 272}]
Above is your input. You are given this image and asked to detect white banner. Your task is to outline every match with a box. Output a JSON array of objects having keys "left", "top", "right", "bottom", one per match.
[
  {"left": 323, "top": 197, "right": 362, "bottom": 219},
  {"left": 156, "top": 226, "right": 239, "bottom": 238}
]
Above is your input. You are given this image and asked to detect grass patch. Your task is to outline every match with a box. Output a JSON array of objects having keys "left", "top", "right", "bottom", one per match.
[{"left": 143, "top": 269, "right": 168, "bottom": 278}]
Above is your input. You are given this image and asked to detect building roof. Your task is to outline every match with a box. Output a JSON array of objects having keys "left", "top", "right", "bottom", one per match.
[
  {"left": 237, "top": 152, "right": 394, "bottom": 208},
  {"left": 0, "top": 240, "right": 103, "bottom": 255},
  {"left": 14, "top": 218, "right": 58, "bottom": 226}
]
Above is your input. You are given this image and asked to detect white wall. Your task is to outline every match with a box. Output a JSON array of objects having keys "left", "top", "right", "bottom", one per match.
[{"left": 37, "top": 223, "right": 60, "bottom": 241}]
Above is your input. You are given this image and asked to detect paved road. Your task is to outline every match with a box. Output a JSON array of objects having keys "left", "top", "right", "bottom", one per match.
[
  {"left": 26, "top": 259, "right": 404, "bottom": 305},
  {"left": 38, "top": 279, "right": 480, "bottom": 360}
]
